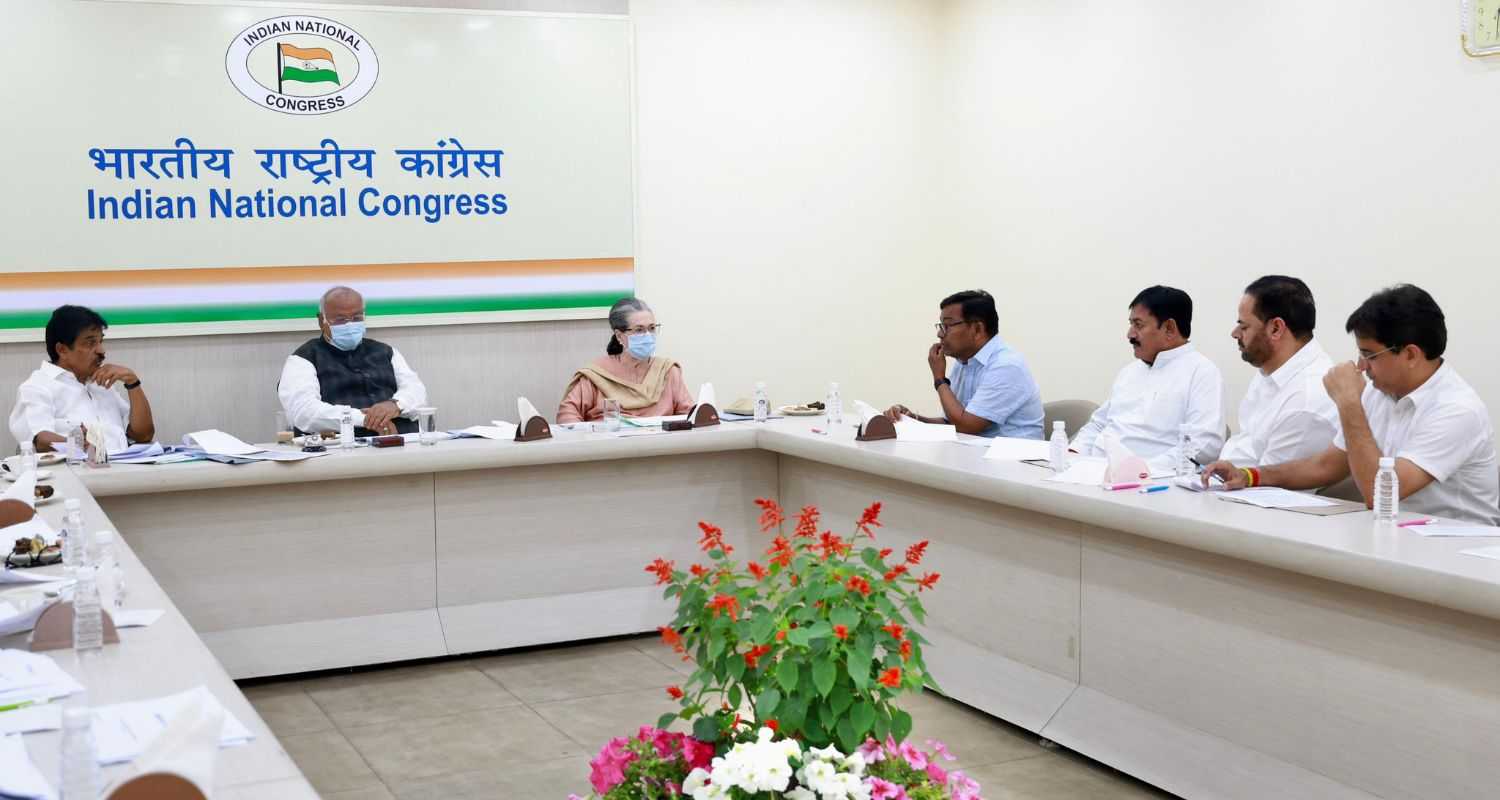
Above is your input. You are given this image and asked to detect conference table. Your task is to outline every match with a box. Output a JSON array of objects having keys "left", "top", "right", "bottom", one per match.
[{"left": 12, "top": 416, "right": 1500, "bottom": 799}]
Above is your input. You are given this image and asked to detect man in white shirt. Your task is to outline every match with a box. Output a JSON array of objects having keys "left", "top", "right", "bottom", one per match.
[
  {"left": 9, "top": 305, "right": 155, "bottom": 453},
  {"left": 1217, "top": 276, "right": 1338, "bottom": 466},
  {"left": 1204, "top": 284, "right": 1499, "bottom": 525},
  {"left": 278, "top": 286, "right": 428, "bottom": 437},
  {"left": 1072, "top": 285, "right": 1224, "bottom": 474}
]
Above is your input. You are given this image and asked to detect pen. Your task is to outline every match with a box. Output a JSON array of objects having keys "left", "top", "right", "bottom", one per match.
[
  {"left": 1105, "top": 482, "right": 1142, "bottom": 491},
  {"left": 0, "top": 699, "right": 36, "bottom": 713},
  {"left": 1138, "top": 484, "right": 1169, "bottom": 494},
  {"left": 1396, "top": 518, "right": 1436, "bottom": 528},
  {"left": 810, "top": 428, "right": 827, "bottom": 436}
]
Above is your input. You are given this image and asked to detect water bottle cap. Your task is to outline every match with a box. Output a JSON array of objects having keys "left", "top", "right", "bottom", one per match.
[
  {"left": 1378, "top": 456, "right": 1395, "bottom": 467},
  {"left": 829, "top": 382, "right": 839, "bottom": 390},
  {"left": 755, "top": 382, "right": 766, "bottom": 390},
  {"left": 64, "top": 498, "right": 82, "bottom": 511},
  {"left": 1053, "top": 421, "right": 1065, "bottom": 430},
  {"left": 93, "top": 530, "right": 114, "bottom": 544},
  {"left": 62, "top": 707, "right": 91, "bottom": 726}
]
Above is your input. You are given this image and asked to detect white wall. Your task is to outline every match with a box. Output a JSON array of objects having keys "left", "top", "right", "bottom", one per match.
[
  {"left": 631, "top": 0, "right": 948, "bottom": 412},
  {"left": 935, "top": 0, "right": 1500, "bottom": 430}
]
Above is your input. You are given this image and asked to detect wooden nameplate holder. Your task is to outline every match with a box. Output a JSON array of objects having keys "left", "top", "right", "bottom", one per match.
[
  {"left": 689, "top": 403, "right": 720, "bottom": 428},
  {"left": 108, "top": 773, "right": 207, "bottom": 800},
  {"left": 855, "top": 415, "right": 897, "bottom": 442},
  {"left": 514, "top": 416, "right": 553, "bottom": 442},
  {"left": 31, "top": 601, "right": 120, "bottom": 651}
]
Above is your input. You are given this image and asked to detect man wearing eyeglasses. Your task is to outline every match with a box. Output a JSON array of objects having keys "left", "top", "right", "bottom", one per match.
[
  {"left": 277, "top": 286, "right": 428, "bottom": 437},
  {"left": 1072, "top": 285, "right": 1225, "bottom": 474},
  {"left": 883, "top": 289, "right": 1043, "bottom": 438},
  {"left": 1203, "top": 284, "right": 1499, "bottom": 525}
]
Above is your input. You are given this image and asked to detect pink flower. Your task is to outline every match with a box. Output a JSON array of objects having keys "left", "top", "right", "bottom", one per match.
[
  {"left": 925, "top": 761, "right": 949, "bottom": 785},
  {"left": 948, "top": 770, "right": 983, "bottom": 800},
  {"left": 899, "top": 741, "right": 928, "bottom": 770},
  {"left": 858, "top": 738, "right": 887, "bottom": 763},
  {"left": 866, "top": 777, "right": 909, "bottom": 800},
  {"left": 926, "top": 738, "right": 956, "bottom": 762},
  {"left": 587, "top": 736, "right": 637, "bottom": 794},
  {"left": 681, "top": 736, "right": 714, "bottom": 770}
]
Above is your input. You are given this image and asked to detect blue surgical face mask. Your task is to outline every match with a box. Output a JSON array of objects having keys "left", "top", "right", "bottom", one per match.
[
  {"left": 329, "top": 321, "right": 366, "bottom": 351},
  {"left": 626, "top": 332, "right": 656, "bottom": 360}
]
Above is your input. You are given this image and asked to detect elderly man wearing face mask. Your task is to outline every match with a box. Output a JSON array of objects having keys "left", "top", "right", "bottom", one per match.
[
  {"left": 277, "top": 286, "right": 428, "bottom": 437},
  {"left": 556, "top": 296, "right": 694, "bottom": 423}
]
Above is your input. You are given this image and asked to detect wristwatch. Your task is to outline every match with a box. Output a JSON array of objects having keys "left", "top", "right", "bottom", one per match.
[
  {"left": 123, "top": 380, "right": 141, "bottom": 390},
  {"left": 933, "top": 377, "right": 950, "bottom": 390}
]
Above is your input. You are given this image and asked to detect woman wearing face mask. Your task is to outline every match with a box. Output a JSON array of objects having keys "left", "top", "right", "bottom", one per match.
[{"left": 556, "top": 297, "right": 694, "bottom": 423}]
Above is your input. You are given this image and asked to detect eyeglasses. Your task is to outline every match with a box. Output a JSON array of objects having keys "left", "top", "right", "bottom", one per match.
[
  {"left": 934, "top": 320, "right": 971, "bottom": 335},
  {"left": 622, "top": 324, "right": 662, "bottom": 335},
  {"left": 1356, "top": 346, "right": 1397, "bottom": 366},
  {"left": 327, "top": 313, "right": 365, "bottom": 326}
]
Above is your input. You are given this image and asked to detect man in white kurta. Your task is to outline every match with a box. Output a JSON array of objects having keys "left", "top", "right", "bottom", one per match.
[
  {"left": 1218, "top": 276, "right": 1338, "bottom": 467},
  {"left": 1072, "top": 285, "right": 1224, "bottom": 475}
]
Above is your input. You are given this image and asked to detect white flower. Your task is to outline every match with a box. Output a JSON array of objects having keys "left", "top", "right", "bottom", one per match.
[
  {"left": 786, "top": 789, "right": 816, "bottom": 800},
  {"left": 682, "top": 768, "right": 709, "bottom": 794},
  {"left": 808, "top": 744, "right": 845, "bottom": 762},
  {"left": 841, "top": 751, "right": 867, "bottom": 777}
]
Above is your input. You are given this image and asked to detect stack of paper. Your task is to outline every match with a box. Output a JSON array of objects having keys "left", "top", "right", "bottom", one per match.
[
  {"left": 894, "top": 418, "right": 957, "bottom": 442},
  {"left": 1044, "top": 457, "right": 1108, "bottom": 485},
  {"left": 1, "top": 472, "right": 38, "bottom": 508},
  {"left": 0, "top": 649, "right": 85, "bottom": 710},
  {"left": 982, "top": 437, "right": 1051, "bottom": 461},
  {"left": 0, "top": 733, "right": 52, "bottom": 800},
  {"left": 182, "top": 430, "right": 325, "bottom": 462},
  {"left": 449, "top": 421, "right": 518, "bottom": 440},
  {"left": 90, "top": 686, "right": 254, "bottom": 764},
  {"left": 1408, "top": 525, "right": 1500, "bottom": 538},
  {"left": 1220, "top": 487, "right": 1335, "bottom": 509},
  {"left": 0, "top": 601, "right": 59, "bottom": 638},
  {"left": 1461, "top": 545, "right": 1500, "bottom": 561}
]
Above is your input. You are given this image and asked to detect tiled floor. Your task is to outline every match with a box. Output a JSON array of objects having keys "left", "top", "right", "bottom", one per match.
[{"left": 241, "top": 635, "right": 1177, "bottom": 799}]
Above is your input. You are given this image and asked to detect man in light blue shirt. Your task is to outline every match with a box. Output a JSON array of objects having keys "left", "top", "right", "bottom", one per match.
[{"left": 884, "top": 290, "right": 1045, "bottom": 438}]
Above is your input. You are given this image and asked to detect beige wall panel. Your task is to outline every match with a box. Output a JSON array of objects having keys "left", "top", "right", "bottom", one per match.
[
  {"left": 98, "top": 473, "right": 437, "bottom": 631},
  {"left": 434, "top": 450, "right": 777, "bottom": 606},
  {"left": 204, "top": 610, "right": 449, "bottom": 679},
  {"left": 441, "top": 586, "right": 676, "bottom": 655},
  {"left": 1081, "top": 530, "right": 1500, "bottom": 800}
]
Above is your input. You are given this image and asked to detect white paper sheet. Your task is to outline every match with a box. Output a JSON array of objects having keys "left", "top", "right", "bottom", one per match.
[
  {"left": 0, "top": 703, "right": 62, "bottom": 735},
  {"left": 0, "top": 517, "right": 59, "bottom": 548},
  {"left": 1044, "top": 457, "right": 1108, "bottom": 485},
  {"left": 1406, "top": 524, "right": 1500, "bottom": 538},
  {"left": 1221, "top": 487, "right": 1336, "bottom": 509},
  {"left": 1, "top": 472, "right": 37, "bottom": 508},
  {"left": 182, "top": 430, "right": 261, "bottom": 456},
  {"left": 0, "top": 601, "right": 55, "bottom": 638},
  {"left": 0, "top": 649, "right": 85, "bottom": 707},
  {"left": 620, "top": 415, "right": 688, "bottom": 428},
  {"left": 1460, "top": 545, "right": 1500, "bottom": 561},
  {"left": 458, "top": 422, "right": 518, "bottom": 440},
  {"left": 695, "top": 383, "right": 717, "bottom": 410},
  {"left": 982, "top": 437, "right": 1051, "bottom": 461},
  {"left": 0, "top": 733, "right": 54, "bottom": 800},
  {"left": 113, "top": 609, "right": 165, "bottom": 628},
  {"left": 108, "top": 443, "right": 166, "bottom": 461},
  {"left": 517, "top": 397, "right": 542, "bottom": 426},
  {"left": 894, "top": 418, "right": 957, "bottom": 442},
  {"left": 91, "top": 687, "right": 254, "bottom": 765}
]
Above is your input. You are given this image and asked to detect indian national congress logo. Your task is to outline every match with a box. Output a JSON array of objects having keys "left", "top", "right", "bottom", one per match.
[{"left": 226, "top": 15, "right": 378, "bottom": 115}]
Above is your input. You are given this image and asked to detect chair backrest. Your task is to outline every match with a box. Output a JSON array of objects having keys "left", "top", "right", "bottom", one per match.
[
  {"left": 1043, "top": 399, "right": 1098, "bottom": 438},
  {"left": 108, "top": 773, "right": 206, "bottom": 800}
]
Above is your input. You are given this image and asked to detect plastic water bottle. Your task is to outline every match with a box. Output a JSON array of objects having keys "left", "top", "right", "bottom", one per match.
[
  {"left": 19, "top": 441, "right": 37, "bottom": 474},
  {"left": 1049, "top": 421, "right": 1070, "bottom": 474},
  {"left": 1175, "top": 424, "right": 1196, "bottom": 477},
  {"left": 825, "top": 383, "right": 844, "bottom": 427},
  {"left": 93, "top": 531, "right": 119, "bottom": 611},
  {"left": 61, "top": 501, "right": 84, "bottom": 576},
  {"left": 66, "top": 426, "right": 86, "bottom": 465},
  {"left": 753, "top": 382, "right": 769, "bottom": 423},
  {"left": 339, "top": 409, "right": 355, "bottom": 450},
  {"left": 1374, "top": 456, "right": 1399, "bottom": 524},
  {"left": 73, "top": 569, "right": 104, "bottom": 653},
  {"left": 59, "top": 706, "right": 102, "bottom": 800}
]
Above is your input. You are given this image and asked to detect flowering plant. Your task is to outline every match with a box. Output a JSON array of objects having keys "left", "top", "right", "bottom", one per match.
[
  {"left": 572, "top": 726, "right": 715, "bottom": 799},
  {"left": 645, "top": 498, "right": 942, "bottom": 752}
]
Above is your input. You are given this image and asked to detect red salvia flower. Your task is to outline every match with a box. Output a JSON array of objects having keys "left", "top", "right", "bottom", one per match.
[
  {"left": 856, "top": 502, "right": 883, "bottom": 538},
  {"left": 881, "top": 623, "right": 905, "bottom": 640},
  {"left": 706, "top": 594, "right": 741, "bottom": 620},
  {"left": 644, "top": 558, "right": 675, "bottom": 585},
  {"left": 690, "top": 564, "right": 708, "bottom": 578},
  {"left": 743, "top": 644, "right": 772, "bottom": 669},
  {"left": 667, "top": 685, "right": 684, "bottom": 699},
  {"left": 754, "top": 497, "right": 785, "bottom": 532},
  {"left": 748, "top": 561, "right": 768, "bottom": 581},
  {"left": 878, "top": 667, "right": 902, "bottom": 688},
  {"left": 905, "top": 540, "right": 930, "bottom": 565},
  {"left": 878, "top": 548, "right": 893, "bottom": 559},
  {"left": 818, "top": 531, "right": 850, "bottom": 560},
  {"left": 765, "top": 719, "right": 779, "bottom": 732},
  {"left": 883, "top": 565, "right": 908, "bottom": 581},
  {"left": 846, "top": 575, "right": 872, "bottom": 596},
  {"left": 776, "top": 629, "right": 787, "bottom": 642},
  {"left": 899, "top": 640, "right": 912, "bottom": 661},
  {"left": 766, "top": 535, "right": 795, "bottom": 568},
  {"left": 833, "top": 624, "right": 849, "bottom": 640},
  {"left": 794, "top": 506, "right": 820, "bottom": 539},
  {"left": 698, "top": 521, "right": 733, "bottom": 555},
  {"left": 659, "top": 625, "right": 684, "bottom": 653},
  {"left": 917, "top": 572, "right": 941, "bottom": 592}
]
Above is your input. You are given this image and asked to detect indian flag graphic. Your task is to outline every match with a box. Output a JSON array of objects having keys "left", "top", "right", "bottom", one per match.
[{"left": 277, "top": 43, "right": 339, "bottom": 92}]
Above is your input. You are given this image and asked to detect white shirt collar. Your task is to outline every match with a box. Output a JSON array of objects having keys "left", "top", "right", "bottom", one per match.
[
  {"left": 1147, "top": 341, "right": 1196, "bottom": 368},
  {"left": 1266, "top": 339, "right": 1326, "bottom": 389},
  {"left": 38, "top": 360, "right": 71, "bottom": 382},
  {"left": 1400, "top": 361, "right": 1450, "bottom": 411}
]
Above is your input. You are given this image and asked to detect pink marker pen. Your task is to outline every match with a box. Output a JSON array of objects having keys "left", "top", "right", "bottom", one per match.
[
  {"left": 1396, "top": 518, "right": 1436, "bottom": 528},
  {"left": 1105, "top": 482, "right": 1143, "bottom": 492}
]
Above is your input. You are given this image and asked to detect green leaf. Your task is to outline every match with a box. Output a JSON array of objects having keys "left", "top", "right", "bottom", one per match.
[
  {"left": 728, "top": 685, "right": 742, "bottom": 710},
  {"left": 831, "top": 606, "right": 860, "bottom": 632},
  {"left": 755, "top": 687, "right": 782, "bottom": 717},
  {"left": 829, "top": 688, "right": 853, "bottom": 717},
  {"left": 836, "top": 717, "right": 859, "bottom": 754},
  {"left": 860, "top": 547, "right": 884, "bottom": 570},
  {"left": 750, "top": 614, "right": 777, "bottom": 643},
  {"left": 804, "top": 713, "right": 827, "bottom": 743},
  {"left": 812, "top": 659, "right": 836, "bottom": 697},
  {"left": 776, "top": 657, "right": 800, "bottom": 694},
  {"left": 819, "top": 701, "right": 837, "bottom": 730},
  {"left": 693, "top": 716, "right": 720, "bottom": 743},
  {"left": 786, "top": 627, "right": 812, "bottom": 647},
  {"left": 805, "top": 620, "right": 833, "bottom": 641},
  {"left": 850, "top": 701, "right": 875, "bottom": 735},
  {"left": 657, "top": 712, "right": 679, "bottom": 730},
  {"left": 708, "top": 634, "right": 726, "bottom": 662},
  {"left": 779, "top": 693, "right": 808, "bottom": 731},
  {"left": 727, "top": 654, "right": 746, "bottom": 683},
  {"left": 872, "top": 707, "right": 891, "bottom": 740},
  {"left": 891, "top": 709, "right": 913, "bottom": 742},
  {"left": 664, "top": 585, "right": 680, "bottom": 599}
]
